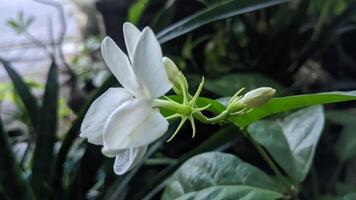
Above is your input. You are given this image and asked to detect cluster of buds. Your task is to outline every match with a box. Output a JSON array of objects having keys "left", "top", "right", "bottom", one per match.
[{"left": 156, "top": 57, "right": 276, "bottom": 139}]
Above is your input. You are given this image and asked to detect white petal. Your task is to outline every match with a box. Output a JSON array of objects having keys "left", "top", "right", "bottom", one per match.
[
  {"left": 126, "top": 109, "right": 168, "bottom": 147},
  {"left": 132, "top": 27, "right": 172, "bottom": 98},
  {"left": 101, "top": 37, "right": 141, "bottom": 96},
  {"left": 102, "top": 98, "right": 152, "bottom": 157},
  {"left": 80, "top": 87, "right": 132, "bottom": 145},
  {"left": 123, "top": 22, "right": 141, "bottom": 62},
  {"left": 113, "top": 145, "right": 147, "bottom": 175}
]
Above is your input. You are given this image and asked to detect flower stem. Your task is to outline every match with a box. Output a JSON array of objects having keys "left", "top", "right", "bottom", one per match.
[
  {"left": 153, "top": 99, "right": 190, "bottom": 115},
  {"left": 193, "top": 110, "right": 230, "bottom": 124}
]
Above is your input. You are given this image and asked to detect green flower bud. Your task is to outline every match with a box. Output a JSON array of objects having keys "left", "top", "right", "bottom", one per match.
[
  {"left": 163, "top": 57, "right": 188, "bottom": 95},
  {"left": 241, "top": 87, "right": 276, "bottom": 108}
]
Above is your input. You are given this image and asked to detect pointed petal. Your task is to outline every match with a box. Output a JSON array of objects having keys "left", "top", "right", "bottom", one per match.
[
  {"left": 101, "top": 37, "right": 141, "bottom": 96},
  {"left": 123, "top": 22, "right": 141, "bottom": 62},
  {"left": 132, "top": 27, "right": 172, "bottom": 98},
  {"left": 113, "top": 145, "right": 147, "bottom": 175},
  {"left": 80, "top": 87, "right": 132, "bottom": 145},
  {"left": 102, "top": 98, "right": 152, "bottom": 156}
]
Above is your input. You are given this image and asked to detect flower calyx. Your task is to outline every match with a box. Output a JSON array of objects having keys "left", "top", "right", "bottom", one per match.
[{"left": 153, "top": 77, "right": 210, "bottom": 142}]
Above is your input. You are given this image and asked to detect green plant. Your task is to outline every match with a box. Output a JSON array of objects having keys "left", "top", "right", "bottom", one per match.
[{"left": 1, "top": 0, "right": 356, "bottom": 199}]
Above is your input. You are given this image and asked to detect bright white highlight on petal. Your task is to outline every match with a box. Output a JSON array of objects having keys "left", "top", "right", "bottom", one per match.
[
  {"left": 127, "top": 110, "right": 168, "bottom": 147},
  {"left": 102, "top": 98, "right": 152, "bottom": 157},
  {"left": 80, "top": 88, "right": 132, "bottom": 145},
  {"left": 133, "top": 27, "right": 172, "bottom": 99},
  {"left": 113, "top": 145, "right": 147, "bottom": 175}
]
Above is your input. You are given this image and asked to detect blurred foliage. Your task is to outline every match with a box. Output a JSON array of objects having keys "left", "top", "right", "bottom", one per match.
[{"left": 1, "top": 0, "right": 356, "bottom": 199}]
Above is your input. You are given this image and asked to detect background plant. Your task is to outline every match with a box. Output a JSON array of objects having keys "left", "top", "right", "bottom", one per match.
[{"left": 1, "top": 0, "right": 356, "bottom": 199}]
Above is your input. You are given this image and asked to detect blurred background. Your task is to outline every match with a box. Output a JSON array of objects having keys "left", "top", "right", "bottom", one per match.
[{"left": 1, "top": 0, "right": 356, "bottom": 199}]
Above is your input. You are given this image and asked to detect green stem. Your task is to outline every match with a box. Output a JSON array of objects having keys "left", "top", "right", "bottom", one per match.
[
  {"left": 153, "top": 99, "right": 191, "bottom": 115},
  {"left": 193, "top": 110, "right": 230, "bottom": 124}
]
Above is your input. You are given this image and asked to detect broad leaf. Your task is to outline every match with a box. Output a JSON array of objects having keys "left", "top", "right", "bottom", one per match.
[
  {"left": 31, "top": 61, "right": 58, "bottom": 198},
  {"left": 248, "top": 106, "right": 325, "bottom": 183},
  {"left": 339, "top": 193, "right": 356, "bottom": 200},
  {"left": 327, "top": 111, "right": 356, "bottom": 161},
  {"left": 164, "top": 186, "right": 283, "bottom": 200},
  {"left": 157, "top": 0, "right": 290, "bottom": 43},
  {"left": 131, "top": 126, "right": 240, "bottom": 200},
  {"left": 205, "top": 74, "right": 284, "bottom": 97},
  {"left": 0, "top": 58, "right": 39, "bottom": 129},
  {"left": 162, "top": 152, "right": 284, "bottom": 200}
]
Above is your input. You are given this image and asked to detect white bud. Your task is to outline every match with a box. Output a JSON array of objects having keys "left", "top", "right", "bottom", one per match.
[
  {"left": 241, "top": 87, "right": 276, "bottom": 108},
  {"left": 163, "top": 57, "right": 188, "bottom": 95},
  {"left": 163, "top": 57, "right": 180, "bottom": 83}
]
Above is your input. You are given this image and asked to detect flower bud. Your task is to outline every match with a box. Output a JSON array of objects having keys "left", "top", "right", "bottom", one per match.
[
  {"left": 240, "top": 87, "right": 276, "bottom": 108},
  {"left": 163, "top": 57, "right": 188, "bottom": 95}
]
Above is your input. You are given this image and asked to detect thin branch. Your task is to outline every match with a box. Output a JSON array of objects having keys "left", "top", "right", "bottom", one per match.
[{"left": 33, "top": 0, "right": 76, "bottom": 78}]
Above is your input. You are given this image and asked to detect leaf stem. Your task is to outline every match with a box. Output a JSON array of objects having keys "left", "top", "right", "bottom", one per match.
[{"left": 242, "top": 129, "right": 295, "bottom": 196}]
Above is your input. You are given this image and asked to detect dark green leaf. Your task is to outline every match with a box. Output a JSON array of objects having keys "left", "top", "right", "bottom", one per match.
[
  {"left": 164, "top": 185, "right": 283, "bottom": 200},
  {"left": 327, "top": 111, "right": 356, "bottom": 161},
  {"left": 51, "top": 75, "right": 117, "bottom": 195},
  {"left": 248, "top": 106, "right": 325, "bottom": 183},
  {"left": 150, "top": 0, "right": 176, "bottom": 31},
  {"left": 128, "top": 0, "right": 151, "bottom": 25},
  {"left": 132, "top": 126, "right": 240, "bottom": 200},
  {"left": 31, "top": 61, "right": 58, "bottom": 198},
  {"left": 0, "top": 115, "right": 35, "bottom": 200},
  {"left": 205, "top": 73, "right": 285, "bottom": 97},
  {"left": 162, "top": 152, "right": 284, "bottom": 200},
  {"left": 102, "top": 129, "right": 173, "bottom": 200},
  {"left": 157, "top": 0, "right": 289, "bottom": 43},
  {"left": 337, "top": 193, "right": 356, "bottom": 200},
  {"left": 0, "top": 58, "right": 39, "bottom": 129}
]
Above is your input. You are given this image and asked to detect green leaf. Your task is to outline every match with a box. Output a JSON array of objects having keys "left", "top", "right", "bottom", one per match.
[
  {"left": 164, "top": 185, "right": 283, "bottom": 200},
  {"left": 162, "top": 152, "right": 284, "bottom": 200},
  {"left": 337, "top": 193, "right": 356, "bottom": 200},
  {"left": 232, "top": 91, "right": 356, "bottom": 127},
  {"left": 327, "top": 111, "right": 356, "bottom": 161},
  {"left": 157, "top": 0, "right": 289, "bottom": 43},
  {"left": 0, "top": 115, "right": 35, "bottom": 200},
  {"left": 51, "top": 75, "right": 117, "bottom": 195},
  {"left": 102, "top": 128, "right": 174, "bottom": 200},
  {"left": 31, "top": 61, "right": 58, "bottom": 198},
  {"left": 128, "top": 0, "right": 151, "bottom": 25},
  {"left": 132, "top": 126, "right": 241, "bottom": 200},
  {"left": 150, "top": 0, "right": 176, "bottom": 31},
  {"left": 248, "top": 106, "right": 325, "bottom": 183},
  {"left": 0, "top": 58, "right": 39, "bottom": 129},
  {"left": 205, "top": 73, "right": 285, "bottom": 97},
  {"left": 167, "top": 91, "right": 356, "bottom": 129}
]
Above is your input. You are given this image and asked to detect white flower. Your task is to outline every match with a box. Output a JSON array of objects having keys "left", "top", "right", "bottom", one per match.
[{"left": 80, "top": 22, "right": 172, "bottom": 175}]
